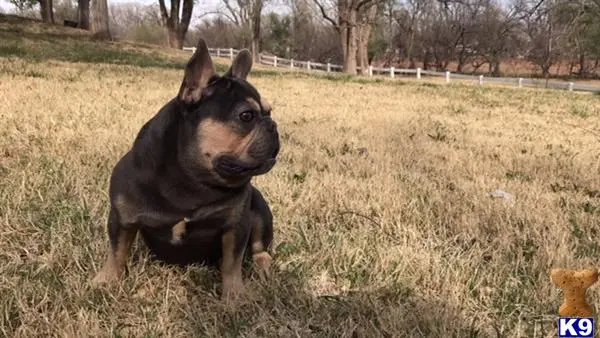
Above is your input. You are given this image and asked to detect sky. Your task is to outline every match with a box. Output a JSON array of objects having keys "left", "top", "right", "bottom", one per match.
[
  {"left": 0, "top": 0, "right": 513, "bottom": 25},
  {"left": 0, "top": 0, "right": 292, "bottom": 25}
]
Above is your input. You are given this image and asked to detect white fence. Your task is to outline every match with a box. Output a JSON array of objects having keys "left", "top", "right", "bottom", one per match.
[{"left": 182, "top": 46, "right": 600, "bottom": 94}]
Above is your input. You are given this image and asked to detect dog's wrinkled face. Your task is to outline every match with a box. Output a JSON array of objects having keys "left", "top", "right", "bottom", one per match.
[{"left": 177, "top": 41, "right": 280, "bottom": 185}]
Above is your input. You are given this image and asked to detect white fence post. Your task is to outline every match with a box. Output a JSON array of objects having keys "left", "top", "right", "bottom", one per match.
[
  {"left": 217, "top": 48, "right": 221, "bottom": 57},
  {"left": 229, "top": 48, "right": 234, "bottom": 60},
  {"left": 445, "top": 71, "right": 450, "bottom": 83},
  {"left": 518, "top": 78, "right": 523, "bottom": 88},
  {"left": 368, "top": 65, "right": 373, "bottom": 76},
  {"left": 390, "top": 67, "right": 395, "bottom": 78},
  {"left": 290, "top": 59, "right": 294, "bottom": 69},
  {"left": 568, "top": 82, "right": 574, "bottom": 91},
  {"left": 417, "top": 67, "right": 421, "bottom": 79},
  {"left": 307, "top": 61, "right": 311, "bottom": 70},
  {"left": 479, "top": 75, "right": 484, "bottom": 86},
  {"left": 273, "top": 56, "right": 278, "bottom": 68},
  {"left": 327, "top": 63, "right": 331, "bottom": 72}
]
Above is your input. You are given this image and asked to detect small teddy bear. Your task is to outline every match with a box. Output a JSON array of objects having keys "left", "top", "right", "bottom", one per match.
[{"left": 551, "top": 268, "right": 599, "bottom": 317}]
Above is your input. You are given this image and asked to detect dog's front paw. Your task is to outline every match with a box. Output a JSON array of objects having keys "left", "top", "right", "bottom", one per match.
[
  {"left": 252, "top": 252, "right": 272, "bottom": 280},
  {"left": 91, "top": 265, "right": 122, "bottom": 286},
  {"left": 221, "top": 276, "right": 245, "bottom": 302}
]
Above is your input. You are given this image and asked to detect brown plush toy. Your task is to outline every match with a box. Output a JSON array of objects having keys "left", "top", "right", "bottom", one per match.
[{"left": 551, "top": 268, "right": 599, "bottom": 317}]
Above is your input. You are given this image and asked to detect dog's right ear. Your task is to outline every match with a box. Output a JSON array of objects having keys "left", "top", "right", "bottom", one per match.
[{"left": 178, "top": 39, "right": 216, "bottom": 104}]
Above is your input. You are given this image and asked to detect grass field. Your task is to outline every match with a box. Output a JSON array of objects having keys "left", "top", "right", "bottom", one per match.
[{"left": 2, "top": 14, "right": 600, "bottom": 337}]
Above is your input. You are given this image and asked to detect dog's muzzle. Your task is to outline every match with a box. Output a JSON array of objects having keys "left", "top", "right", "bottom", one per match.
[{"left": 214, "top": 118, "right": 279, "bottom": 178}]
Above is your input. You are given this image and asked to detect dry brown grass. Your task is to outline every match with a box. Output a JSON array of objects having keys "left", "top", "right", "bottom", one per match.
[{"left": 2, "top": 31, "right": 600, "bottom": 337}]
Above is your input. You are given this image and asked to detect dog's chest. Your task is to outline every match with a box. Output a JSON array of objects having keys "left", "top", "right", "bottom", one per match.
[
  {"left": 167, "top": 218, "right": 220, "bottom": 245},
  {"left": 167, "top": 202, "right": 244, "bottom": 245}
]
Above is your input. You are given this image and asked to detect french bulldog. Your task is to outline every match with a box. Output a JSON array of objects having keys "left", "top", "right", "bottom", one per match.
[{"left": 92, "top": 39, "right": 280, "bottom": 300}]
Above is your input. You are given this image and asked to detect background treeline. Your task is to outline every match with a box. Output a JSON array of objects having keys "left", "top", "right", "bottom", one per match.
[{"left": 6, "top": 0, "right": 600, "bottom": 78}]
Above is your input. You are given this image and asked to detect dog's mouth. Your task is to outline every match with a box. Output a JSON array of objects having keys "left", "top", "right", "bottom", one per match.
[{"left": 214, "top": 155, "right": 276, "bottom": 177}]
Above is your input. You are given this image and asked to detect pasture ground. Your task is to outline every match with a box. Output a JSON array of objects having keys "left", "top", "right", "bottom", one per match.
[{"left": 2, "top": 14, "right": 600, "bottom": 337}]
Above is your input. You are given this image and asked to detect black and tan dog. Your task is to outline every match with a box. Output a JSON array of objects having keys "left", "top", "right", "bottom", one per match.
[{"left": 92, "top": 39, "right": 280, "bottom": 300}]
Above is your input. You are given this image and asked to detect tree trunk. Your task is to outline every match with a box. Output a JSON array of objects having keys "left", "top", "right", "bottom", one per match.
[
  {"left": 342, "top": 27, "right": 358, "bottom": 74},
  {"left": 387, "top": 0, "right": 393, "bottom": 61},
  {"left": 356, "top": 3, "right": 376, "bottom": 75},
  {"left": 167, "top": 26, "right": 182, "bottom": 49},
  {"left": 91, "top": 0, "right": 111, "bottom": 39},
  {"left": 409, "top": 57, "right": 416, "bottom": 69},
  {"left": 542, "top": 64, "right": 550, "bottom": 78},
  {"left": 423, "top": 49, "right": 431, "bottom": 70},
  {"left": 251, "top": 0, "right": 263, "bottom": 61},
  {"left": 357, "top": 34, "right": 368, "bottom": 75},
  {"left": 340, "top": 9, "right": 358, "bottom": 75},
  {"left": 77, "top": 0, "right": 90, "bottom": 30},
  {"left": 407, "top": 31, "right": 415, "bottom": 68},
  {"left": 578, "top": 52, "right": 586, "bottom": 77},
  {"left": 159, "top": 0, "right": 193, "bottom": 49},
  {"left": 40, "top": 0, "right": 54, "bottom": 23},
  {"left": 491, "top": 59, "right": 501, "bottom": 77}
]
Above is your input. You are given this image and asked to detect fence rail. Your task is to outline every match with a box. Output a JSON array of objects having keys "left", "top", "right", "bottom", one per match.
[{"left": 182, "top": 46, "right": 600, "bottom": 94}]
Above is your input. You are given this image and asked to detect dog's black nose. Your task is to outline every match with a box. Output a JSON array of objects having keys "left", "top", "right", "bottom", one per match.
[{"left": 265, "top": 119, "right": 277, "bottom": 133}]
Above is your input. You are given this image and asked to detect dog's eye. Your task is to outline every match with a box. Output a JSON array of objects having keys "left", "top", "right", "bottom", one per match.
[{"left": 239, "top": 111, "right": 254, "bottom": 122}]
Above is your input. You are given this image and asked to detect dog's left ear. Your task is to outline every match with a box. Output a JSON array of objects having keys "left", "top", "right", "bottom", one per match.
[
  {"left": 224, "top": 49, "right": 252, "bottom": 80},
  {"left": 178, "top": 39, "right": 216, "bottom": 104}
]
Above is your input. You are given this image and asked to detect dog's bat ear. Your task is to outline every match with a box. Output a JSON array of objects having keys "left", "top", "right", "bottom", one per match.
[
  {"left": 178, "top": 39, "right": 216, "bottom": 104},
  {"left": 224, "top": 49, "right": 252, "bottom": 80}
]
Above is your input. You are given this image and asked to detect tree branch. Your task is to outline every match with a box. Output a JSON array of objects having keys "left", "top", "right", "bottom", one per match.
[
  {"left": 158, "top": 0, "right": 170, "bottom": 24},
  {"left": 171, "top": 0, "right": 180, "bottom": 25},
  {"left": 195, "top": 10, "right": 225, "bottom": 20},
  {"left": 313, "top": 0, "right": 339, "bottom": 29},
  {"left": 221, "top": 0, "right": 241, "bottom": 25},
  {"left": 355, "top": 0, "right": 374, "bottom": 12},
  {"left": 180, "top": 0, "right": 194, "bottom": 35}
]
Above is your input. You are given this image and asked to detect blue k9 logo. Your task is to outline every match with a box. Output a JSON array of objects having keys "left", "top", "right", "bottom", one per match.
[{"left": 558, "top": 317, "right": 594, "bottom": 338}]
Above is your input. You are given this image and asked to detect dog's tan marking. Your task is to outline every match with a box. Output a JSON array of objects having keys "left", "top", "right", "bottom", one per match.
[
  {"left": 246, "top": 97, "right": 272, "bottom": 114},
  {"left": 197, "top": 119, "right": 256, "bottom": 164},
  {"left": 170, "top": 219, "right": 187, "bottom": 245},
  {"left": 114, "top": 194, "right": 183, "bottom": 229},
  {"left": 114, "top": 194, "right": 136, "bottom": 225},
  {"left": 245, "top": 98, "right": 261, "bottom": 112},
  {"left": 249, "top": 213, "right": 271, "bottom": 279},
  {"left": 220, "top": 229, "right": 245, "bottom": 300},
  {"left": 250, "top": 213, "right": 264, "bottom": 254},
  {"left": 260, "top": 97, "right": 272, "bottom": 113},
  {"left": 252, "top": 252, "right": 272, "bottom": 279},
  {"left": 92, "top": 228, "right": 137, "bottom": 285}
]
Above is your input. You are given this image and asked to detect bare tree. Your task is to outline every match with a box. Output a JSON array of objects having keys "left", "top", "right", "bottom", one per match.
[
  {"left": 78, "top": 0, "right": 90, "bottom": 29},
  {"left": 91, "top": 0, "right": 111, "bottom": 39},
  {"left": 472, "top": 0, "right": 524, "bottom": 76},
  {"left": 393, "top": 0, "right": 427, "bottom": 68},
  {"left": 39, "top": 0, "right": 54, "bottom": 23},
  {"left": 552, "top": 0, "right": 600, "bottom": 76},
  {"left": 356, "top": 2, "right": 378, "bottom": 74},
  {"left": 313, "top": 0, "right": 383, "bottom": 74},
  {"left": 109, "top": 2, "right": 164, "bottom": 43},
  {"left": 53, "top": 0, "right": 77, "bottom": 23},
  {"left": 523, "top": 0, "right": 566, "bottom": 78},
  {"left": 158, "top": 0, "right": 194, "bottom": 49},
  {"left": 215, "top": 0, "right": 267, "bottom": 61},
  {"left": 289, "top": 0, "right": 339, "bottom": 62}
]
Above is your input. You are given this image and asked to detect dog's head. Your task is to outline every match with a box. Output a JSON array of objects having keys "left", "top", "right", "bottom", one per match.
[{"left": 176, "top": 39, "right": 280, "bottom": 186}]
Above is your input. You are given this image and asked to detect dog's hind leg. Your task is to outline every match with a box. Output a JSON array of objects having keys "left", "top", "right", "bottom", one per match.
[
  {"left": 92, "top": 207, "right": 138, "bottom": 285},
  {"left": 249, "top": 187, "right": 274, "bottom": 280}
]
